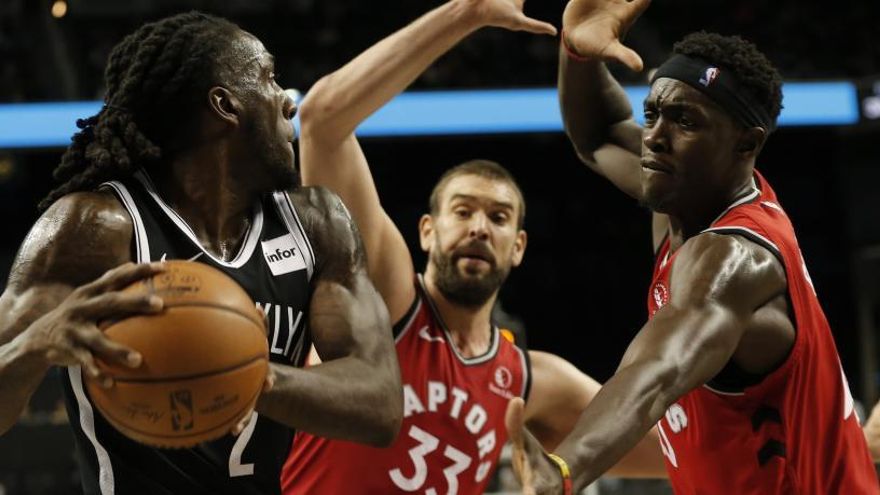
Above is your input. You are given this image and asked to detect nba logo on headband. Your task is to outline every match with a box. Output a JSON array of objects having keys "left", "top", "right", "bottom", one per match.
[{"left": 699, "top": 67, "right": 720, "bottom": 86}]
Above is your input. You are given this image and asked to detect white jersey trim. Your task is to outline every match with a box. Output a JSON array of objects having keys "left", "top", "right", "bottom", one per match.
[
  {"left": 102, "top": 181, "right": 150, "bottom": 262},
  {"left": 273, "top": 191, "right": 316, "bottom": 280},
  {"left": 702, "top": 383, "right": 746, "bottom": 396},
  {"left": 657, "top": 183, "right": 760, "bottom": 266},
  {"left": 68, "top": 366, "right": 115, "bottom": 495},
  {"left": 133, "top": 170, "right": 264, "bottom": 268},
  {"left": 512, "top": 345, "right": 530, "bottom": 399},
  {"left": 709, "top": 182, "right": 760, "bottom": 226},
  {"left": 416, "top": 274, "right": 500, "bottom": 366}
]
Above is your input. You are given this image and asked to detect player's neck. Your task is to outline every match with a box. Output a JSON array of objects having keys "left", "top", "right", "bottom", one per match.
[
  {"left": 667, "top": 177, "right": 757, "bottom": 252},
  {"left": 423, "top": 276, "right": 495, "bottom": 358},
  {"left": 152, "top": 151, "right": 256, "bottom": 261}
]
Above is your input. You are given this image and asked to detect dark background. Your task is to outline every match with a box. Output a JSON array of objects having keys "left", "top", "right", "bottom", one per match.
[{"left": 0, "top": 0, "right": 879, "bottom": 492}]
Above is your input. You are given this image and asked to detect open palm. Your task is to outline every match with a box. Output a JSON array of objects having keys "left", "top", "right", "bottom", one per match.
[
  {"left": 562, "top": 0, "right": 651, "bottom": 71},
  {"left": 506, "top": 398, "right": 565, "bottom": 495},
  {"left": 473, "top": 0, "right": 557, "bottom": 35}
]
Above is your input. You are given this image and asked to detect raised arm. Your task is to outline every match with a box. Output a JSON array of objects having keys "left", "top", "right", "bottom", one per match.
[
  {"left": 0, "top": 193, "right": 164, "bottom": 434},
  {"left": 866, "top": 399, "right": 880, "bottom": 462},
  {"left": 524, "top": 350, "right": 666, "bottom": 479},
  {"left": 298, "top": 0, "right": 555, "bottom": 322},
  {"left": 558, "top": 0, "right": 649, "bottom": 201},
  {"left": 255, "top": 188, "right": 402, "bottom": 446},
  {"left": 508, "top": 233, "right": 788, "bottom": 492}
]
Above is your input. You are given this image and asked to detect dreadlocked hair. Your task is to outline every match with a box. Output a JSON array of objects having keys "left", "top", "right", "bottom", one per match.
[
  {"left": 673, "top": 32, "right": 783, "bottom": 129},
  {"left": 39, "top": 11, "right": 240, "bottom": 211}
]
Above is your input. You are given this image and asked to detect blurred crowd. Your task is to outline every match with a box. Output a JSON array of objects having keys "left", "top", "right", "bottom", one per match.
[{"left": 1, "top": 0, "right": 878, "bottom": 103}]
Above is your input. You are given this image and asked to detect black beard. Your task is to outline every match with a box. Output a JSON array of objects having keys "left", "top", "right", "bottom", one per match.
[
  {"left": 272, "top": 164, "right": 299, "bottom": 191},
  {"left": 243, "top": 119, "right": 298, "bottom": 192},
  {"left": 431, "top": 249, "right": 509, "bottom": 308},
  {"left": 263, "top": 147, "right": 298, "bottom": 192}
]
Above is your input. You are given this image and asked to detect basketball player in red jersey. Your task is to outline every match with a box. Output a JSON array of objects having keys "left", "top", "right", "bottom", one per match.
[
  {"left": 505, "top": 0, "right": 880, "bottom": 493},
  {"left": 280, "top": 0, "right": 666, "bottom": 493}
]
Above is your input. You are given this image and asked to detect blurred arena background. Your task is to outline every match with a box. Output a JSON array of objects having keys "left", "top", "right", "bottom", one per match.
[{"left": 1, "top": 0, "right": 879, "bottom": 493}]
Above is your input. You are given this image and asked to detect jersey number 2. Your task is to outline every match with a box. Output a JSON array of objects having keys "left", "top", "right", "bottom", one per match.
[{"left": 229, "top": 411, "right": 257, "bottom": 477}]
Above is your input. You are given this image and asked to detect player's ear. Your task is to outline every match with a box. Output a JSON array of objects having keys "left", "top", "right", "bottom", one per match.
[
  {"left": 737, "top": 126, "right": 766, "bottom": 159},
  {"left": 207, "top": 86, "right": 242, "bottom": 127},
  {"left": 511, "top": 230, "right": 527, "bottom": 267},
  {"left": 418, "top": 214, "right": 435, "bottom": 253}
]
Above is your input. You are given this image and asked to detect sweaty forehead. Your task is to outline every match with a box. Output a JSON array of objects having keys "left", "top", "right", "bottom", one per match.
[{"left": 227, "top": 31, "right": 272, "bottom": 71}]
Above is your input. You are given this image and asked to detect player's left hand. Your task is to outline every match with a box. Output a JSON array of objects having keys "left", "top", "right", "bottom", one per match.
[
  {"left": 505, "top": 397, "right": 566, "bottom": 494},
  {"left": 865, "top": 399, "right": 880, "bottom": 462},
  {"left": 231, "top": 366, "right": 275, "bottom": 436},
  {"left": 562, "top": 0, "right": 651, "bottom": 71},
  {"left": 463, "top": 0, "right": 558, "bottom": 36}
]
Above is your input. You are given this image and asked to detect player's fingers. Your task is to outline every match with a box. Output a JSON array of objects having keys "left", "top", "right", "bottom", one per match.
[
  {"left": 80, "top": 262, "right": 165, "bottom": 296},
  {"left": 505, "top": 397, "right": 527, "bottom": 448},
  {"left": 513, "top": 14, "right": 558, "bottom": 36},
  {"left": 77, "top": 291, "right": 164, "bottom": 320},
  {"left": 76, "top": 325, "right": 142, "bottom": 369},
  {"left": 626, "top": 0, "right": 652, "bottom": 18},
  {"left": 70, "top": 346, "right": 114, "bottom": 388},
  {"left": 231, "top": 410, "right": 255, "bottom": 436},
  {"left": 520, "top": 458, "right": 536, "bottom": 495},
  {"left": 604, "top": 39, "right": 643, "bottom": 72},
  {"left": 263, "top": 366, "right": 276, "bottom": 393},
  {"left": 505, "top": 398, "right": 536, "bottom": 494}
]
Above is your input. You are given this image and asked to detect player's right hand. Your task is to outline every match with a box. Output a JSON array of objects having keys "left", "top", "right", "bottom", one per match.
[
  {"left": 505, "top": 397, "right": 567, "bottom": 494},
  {"left": 24, "top": 262, "right": 165, "bottom": 386},
  {"left": 463, "top": 0, "right": 557, "bottom": 36},
  {"left": 562, "top": 0, "right": 651, "bottom": 71}
]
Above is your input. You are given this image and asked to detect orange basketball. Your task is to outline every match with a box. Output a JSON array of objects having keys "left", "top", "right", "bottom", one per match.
[{"left": 85, "top": 260, "right": 269, "bottom": 449}]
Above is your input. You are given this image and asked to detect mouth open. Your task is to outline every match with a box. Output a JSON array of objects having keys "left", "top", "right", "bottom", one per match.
[{"left": 641, "top": 159, "right": 673, "bottom": 174}]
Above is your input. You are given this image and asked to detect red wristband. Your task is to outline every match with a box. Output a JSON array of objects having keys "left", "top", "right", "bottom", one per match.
[
  {"left": 545, "top": 453, "right": 574, "bottom": 495},
  {"left": 560, "top": 30, "right": 590, "bottom": 63}
]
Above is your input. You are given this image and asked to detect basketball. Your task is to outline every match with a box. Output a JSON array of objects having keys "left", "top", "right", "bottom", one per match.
[{"left": 84, "top": 260, "right": 269, "bottom": 449}]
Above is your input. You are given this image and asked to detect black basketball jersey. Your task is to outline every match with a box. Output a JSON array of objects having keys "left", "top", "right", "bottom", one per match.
[{"left": 61, "top": 170, "right": 315, "bottom": 495}]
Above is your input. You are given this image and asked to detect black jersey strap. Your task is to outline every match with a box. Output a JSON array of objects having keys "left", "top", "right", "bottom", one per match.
[{"left": 392, "top": 295, "right": 421, "bottom": 340}]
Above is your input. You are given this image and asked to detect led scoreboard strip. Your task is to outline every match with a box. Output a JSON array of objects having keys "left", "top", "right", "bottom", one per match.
[{"left": 0, "top": 82, "right": 859, "bottom": 149}]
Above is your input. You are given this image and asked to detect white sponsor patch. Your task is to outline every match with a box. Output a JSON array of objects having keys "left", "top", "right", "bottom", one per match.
[{"left": 261, "top": 234, "right": 305, "bottom": 276}]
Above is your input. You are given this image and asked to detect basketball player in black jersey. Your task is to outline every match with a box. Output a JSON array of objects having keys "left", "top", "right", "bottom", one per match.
[{"left": 0, "top": 12, "right": 401, "bottom": 495}]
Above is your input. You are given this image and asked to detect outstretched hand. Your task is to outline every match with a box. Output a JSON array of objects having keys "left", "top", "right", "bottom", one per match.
[
  {"left": 562, "top": 0, "right": 651, "bottom": 71},
  {"left": 466, "top": 0, "right": 557, "bottom": 36},
  {"left": 505, "top": 397, "right": 566, "bottom": 495},
  {"left": 866, "top": 399, "right": 880, "bottom": 462}
]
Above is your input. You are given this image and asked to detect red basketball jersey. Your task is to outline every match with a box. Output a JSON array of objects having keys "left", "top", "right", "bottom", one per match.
[
  {"left": 281, "top": 275, "right": 531, "bottom": 495},
  {"left": 648, "top": 171, "right": 879, "bottom": 494}
]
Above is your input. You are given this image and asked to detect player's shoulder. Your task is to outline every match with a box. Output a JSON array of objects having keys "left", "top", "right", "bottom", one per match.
[
  {"left": 680, "top": 230, "right": 779, "bottom": 268},
  {"left": 8, "top": 191, "right": 132, "bottom": 290},
  {"left": 287, "top": 185, "right": 341, "bottom": 211},
  {"left": 284, "top": 186, "right": 363, "bottom": 273},
  {"left": 526, "top": 350, "right": 578, "bottom": 376},
  {"left": 285, "top": 186, "right": 352, "bottom": 232},
  {"left": 674, "top": 231, "right": 786, "bottom": 303},
  {"left": 45, "top": 189, "right": 131, "bottom": 230}
]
